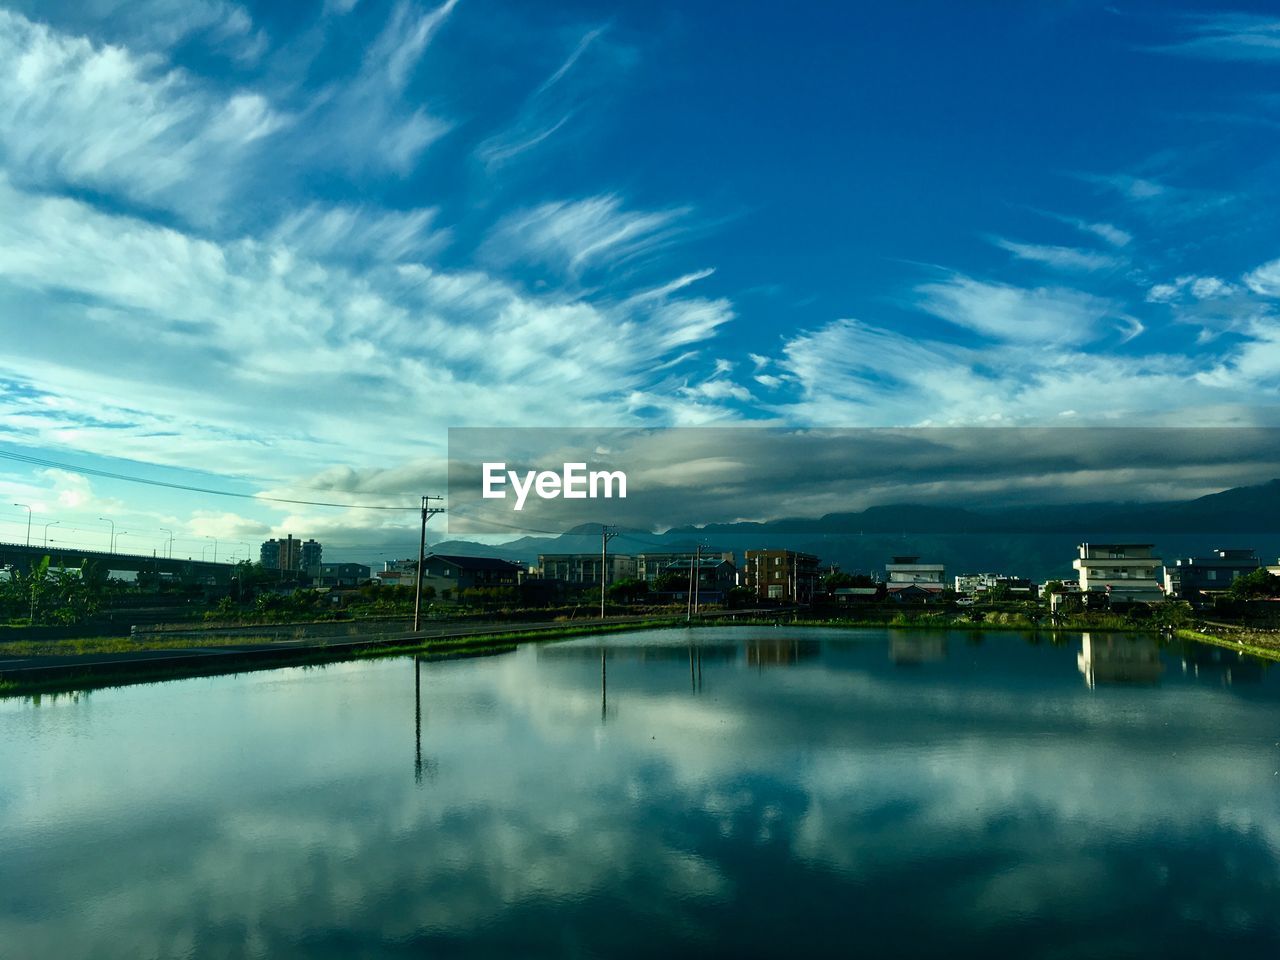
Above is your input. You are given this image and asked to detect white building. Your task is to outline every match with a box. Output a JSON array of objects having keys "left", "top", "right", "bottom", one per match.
[
  {"left": 885, "top": 555, "right": 945, "bottom": 599},
  {"left": 1073, "top": 543, "right": 1164, "bottom": 604}
]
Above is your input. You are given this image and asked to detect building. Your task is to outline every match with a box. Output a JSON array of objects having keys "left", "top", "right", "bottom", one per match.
[
  {"left": 742, "top": 550, "right": 820, "bottom": 603},
  {"left": 955, "top": 572, "right": 1000, "bottom": 596},
  {"left": 635, "top": 551, "right": 734, "bottom": 583},
  {"left": 260, "top": 535, "right": 315, "bottom": 572},
  {"left": 419, "top": 554, "right": 523, "bottom": 596},
  {"left": 1073, "top": 543, "right": 1165, "bottom": 605},
  {"left": 885, "top": 555, "right": 945, "bottom": 600},
  {"left": 655, "top": 557, "right": 738, "bottom": 602},
  {"left": 308, "top": 562, "right": 371, "bottom": 587},
  {"left": 537, "top": 553, "right": 637, "bottom": 586},
  {"left": 1163, "top": 548, "right": 1261, "bottom": 605}
]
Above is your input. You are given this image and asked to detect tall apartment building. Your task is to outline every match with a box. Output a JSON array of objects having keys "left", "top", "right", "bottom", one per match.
[
  {"left": 742, "top": 549, "right": 820, "bottom": 603},
  {"left": 260, "top": 535, "right": 322, "bottom": 572}
]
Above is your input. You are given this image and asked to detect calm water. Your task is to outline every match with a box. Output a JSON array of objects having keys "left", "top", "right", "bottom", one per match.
[{"left": 2, "top": 627, "right": 1279, "bottom": 959}]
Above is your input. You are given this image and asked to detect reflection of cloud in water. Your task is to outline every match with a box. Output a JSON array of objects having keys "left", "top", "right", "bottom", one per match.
[{"left": 1, "top": 627, "right": 1278, "bottom": 955}]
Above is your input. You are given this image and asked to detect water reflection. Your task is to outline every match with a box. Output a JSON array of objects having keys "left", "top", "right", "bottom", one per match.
[
  {"left": 1077, "top": 632, "right": 1163, "bottom": 687},
  {"left": 2, "top": 626, "right": 1278, "bottom": 958},
  {"left": 889, "top": 632, "right": 947, "bottom": 665}
]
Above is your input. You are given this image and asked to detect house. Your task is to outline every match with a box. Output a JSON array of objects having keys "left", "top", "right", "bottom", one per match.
[
  {"left": 418, "top": 554, "right": 523, "bottom": 596},
  {"left": 1073, "top": 543, "right": 1164, "bottom": 605},
  {"left": 885, "top": 555, "right": 945, "bottom": 601},
  {"left": 654, "top": 557, "right": 738, "bottom": 603},
  {"left": 742, "top": 550, "right": 821, "bottom": 603},
  {"left": 307, "top": 562, "right": 371, "bottom": 587},
  {"left": 636, "top": 551, "right": 734, "bottom": 583},
  {"left": 831, "top": 586, "right": 885, "bottom": 603},
  {"left": 1163, "top": 548, "right": 1261, "bottom": 606}
]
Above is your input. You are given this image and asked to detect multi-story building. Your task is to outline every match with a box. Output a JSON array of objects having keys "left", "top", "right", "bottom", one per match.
[
  {"left": 1073, "top": 543, "right": 1164, "bottom": 604},
  {"left": 537, "top": 553, "right": 637, "bottom": 586},
  {"left": 260, "top": 535, "right": 306, "bottom": 572},
  {"left": 635, "top": 552, "right": 734, "bottom": 583},
  {"left": 300, "top": 539, "right": 322, "bottom": 570},
  {"left": 1163, "top": 548, "right": 1261, "bottom": 605},
  {"left": 742, "top": 550, "right": 820, "bottom": 603},
  {"left": 885, "top": 555, "right": 945, "bottom": 600},
  {"left": 955, "top": 573, "right": 997, "bottom": 595}
]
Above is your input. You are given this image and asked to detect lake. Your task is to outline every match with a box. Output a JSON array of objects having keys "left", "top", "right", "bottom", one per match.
[{"left": 2, "top": 626, "right": 1278, "bottom": 958}]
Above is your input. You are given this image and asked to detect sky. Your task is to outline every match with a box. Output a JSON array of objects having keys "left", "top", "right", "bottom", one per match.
[{"left": 1, "top": 0, "right": 1279, "bottom": 562}]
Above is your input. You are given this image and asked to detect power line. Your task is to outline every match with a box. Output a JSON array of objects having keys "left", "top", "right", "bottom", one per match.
[{"left": 0, "top": 449, "right": 420, "bottom": 511}]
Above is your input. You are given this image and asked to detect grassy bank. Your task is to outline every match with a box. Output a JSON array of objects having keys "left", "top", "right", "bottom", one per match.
[
  {"left": 1175, "top": 628, "right": 1280, "bottom": 662},
  {"left": 0, "top": 618, "right": 686, "bottom": 698}
]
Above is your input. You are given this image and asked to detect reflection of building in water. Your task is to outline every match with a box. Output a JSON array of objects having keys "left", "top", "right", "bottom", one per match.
[
  {"left": 1077, "top": 633, "right": 1163, "bottom": 687},
  {"left": 745, "top": 638, "right": 820, "bottom": 667},
  {"left": 889, "top": 633, "right": 947, "bottom": 665},
  {"left": 1181, "top": 644, "right": 1265, "bottom": 686}
]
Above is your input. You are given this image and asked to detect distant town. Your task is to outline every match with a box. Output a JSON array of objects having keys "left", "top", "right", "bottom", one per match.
[{"left": 7, "top": 522, "right": 1280, "bottom": 637}]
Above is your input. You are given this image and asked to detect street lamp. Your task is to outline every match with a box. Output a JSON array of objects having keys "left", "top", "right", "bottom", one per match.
[
  {"left": 43, "top": 520, "right": 59, "bottom": 547},
  {"left": 98, "top": 517, "right": 115, "bottom": 553},
  {"left": 207, "top": 537, "right": 219, "bottom": 564},
  {"left": 160, "top": 528, "right": 174, "bottom": 559},
  {"left": 12, "top": 503, "right": 31, "bottom": 548}
]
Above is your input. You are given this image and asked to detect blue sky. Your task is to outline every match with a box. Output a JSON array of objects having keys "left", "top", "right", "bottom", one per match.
[{"left": 1, "top": 0, "right": 1279, "bottom": 559}]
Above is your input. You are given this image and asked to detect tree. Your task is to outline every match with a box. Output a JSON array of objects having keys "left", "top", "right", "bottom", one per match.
[
  {"left": 607, "top": 578, "right": 649, "bottom": 603},
  {"left": 654, "top": 571, "right": 688, "bottom": 593},
  {"left": 823, "top": 571, "right": 875, "bottom": 591},
  {"left": 1228, "top": 568, "right": 1280, "bottom": 600}
]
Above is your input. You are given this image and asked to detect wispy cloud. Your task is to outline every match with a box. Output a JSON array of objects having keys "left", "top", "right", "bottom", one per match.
[
  {"left": 475, "top": 24, "right": 620, "bottom": 171},
  {"left": 0, "top": 9, "right": 287, "bottom": 224},
  {"left": 915, "top": 275, "right": 1123, "bottom": 345},
  {"left": 0, "top": 177, "right": 735, "bottom": 479},
  {"left": 268, "top": 203, "right": 451, "bottom": 264},
  {"left": 300, "top": 0, "right": 457, "bottom": 177},
  {"left": 992, "top": 237, "right": 1125, "bottom": 272},
  {"left": 482, "top": 194, "right": 691, "bottom": 278},
  {"left": 1152, "top": 14, "right": 1280, "bottom": 62}
]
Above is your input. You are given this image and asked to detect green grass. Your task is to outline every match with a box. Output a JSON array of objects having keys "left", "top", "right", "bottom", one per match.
[{"left": 1176, "top": 628, "right": 1280, "bottom": 662}]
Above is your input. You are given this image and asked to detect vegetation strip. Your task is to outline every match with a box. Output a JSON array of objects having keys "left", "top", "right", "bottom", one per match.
[{"left": 0, "top": 617, "right": 688, "bottom": 697}]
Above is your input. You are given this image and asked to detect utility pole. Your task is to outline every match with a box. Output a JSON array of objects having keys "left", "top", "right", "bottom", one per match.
[
  {"left": 600, "top": 524, "right": 619, "bottom": 620},
  {"left": 13, "top": 503, "right": 31, "bottom": 548},
  {"left": 413, "top": 496, "right": 445, "bottom": 632},
  {"left": 692, "top": 543, "right": 703, "bottom": 618}
]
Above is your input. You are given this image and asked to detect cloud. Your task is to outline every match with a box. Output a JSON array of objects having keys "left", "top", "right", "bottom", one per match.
[
  {"left": 475, "top": 24, "right": 623, "bottom": 171},
  {"left": 0, "top": 176, "right": 735, "bottom": 485},
  {"left": 1147, "top": 275, "right": 1239, "bottom": 304},
  {"left": 1244, "top": 257, "right": 1280, "bottom": 297},
  {"left": 268, "top": 204, "right": 451, "bottom": 264},
  {"left": 7, "top": 0, "right": 268, "bottom": 62},
  {"left": 300, "top": 0, "right": 457, "bottom": 177},
  {"left": 915, "top": 275, "right": 1122, "bottom": 345},
  {"left": 0, "top": 9, "right": 287, "bottom": 224},
  {"left": 1152, "top": 14, "right": 1280, "bottom": 62},
  {"left": 769, "top": 315, "right": 1278, "bottom": 429},
  {"left": 993, "top": 238, "right": 1125, "bottom": 272},
  {"left": 483, "top": 194, "right": 691, "bottom": 278}
]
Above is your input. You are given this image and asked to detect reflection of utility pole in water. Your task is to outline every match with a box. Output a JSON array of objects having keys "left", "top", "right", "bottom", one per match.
[
  {"left": 601, "top": 648, "right": 607, "bottom": 724},
  {"left": 689, "top": 645, "right": 696, "bottom": 691},
  {"left": 414, "top": 655, "right": 423, "bottom": 784}
]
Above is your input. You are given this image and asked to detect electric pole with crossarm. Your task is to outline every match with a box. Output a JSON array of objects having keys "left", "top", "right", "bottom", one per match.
[
  {"left": 600, "top": 524, "right": 619, "bottom": 620},
  {"left": 413, "top": 496, "right": 445, "bottom": 632}
]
